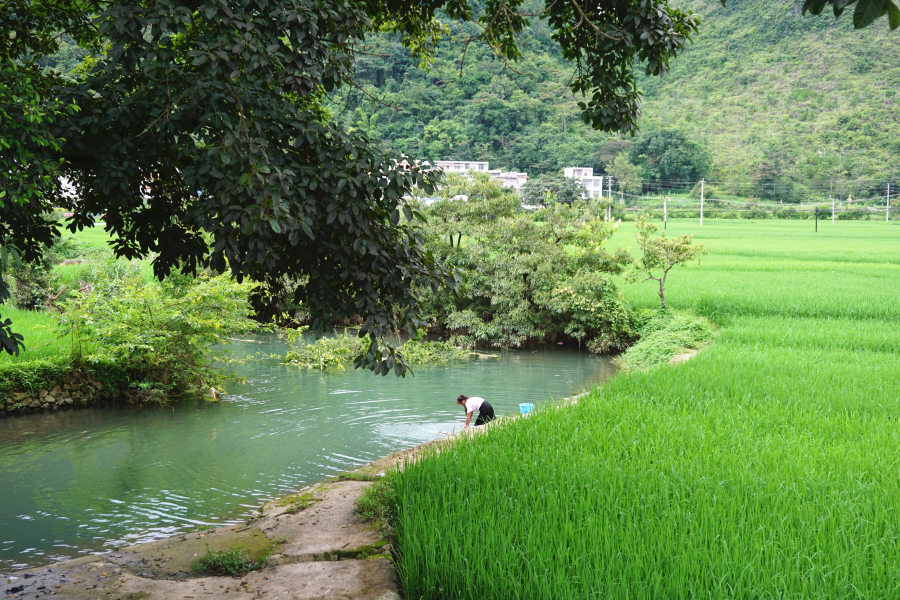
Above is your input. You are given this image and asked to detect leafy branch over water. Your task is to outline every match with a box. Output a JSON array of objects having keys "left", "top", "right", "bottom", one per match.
[{"left": 279, "top": 327, "right": 487, "bottom": 371}]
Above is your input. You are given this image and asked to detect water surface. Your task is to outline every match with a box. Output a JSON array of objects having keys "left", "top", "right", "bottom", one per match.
[{"left": 0, "top": 337, "right": 614, "bottom": 572}]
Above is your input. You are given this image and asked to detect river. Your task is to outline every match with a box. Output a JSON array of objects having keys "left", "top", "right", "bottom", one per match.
[{"left": 0, "top": 336, "right": 614, "bottom": 573}]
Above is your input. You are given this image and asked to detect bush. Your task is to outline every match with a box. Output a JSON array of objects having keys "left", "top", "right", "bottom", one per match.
[
  {"left": 548, "top": 271, "right": 634, "bottom": 352},
  {"left": 742, "top": 207, "right": 771, "bottom": 219},
  {"left": 837, "top": 209, "right": 866, "bottom": 220},
  {"left": 775, "top": 207, "right": 801, "bottom": 219},
  {"left": 58, "top": 272, "right": 259, "bottom": 403},
  {"left": 10, "top": 262, "right": 54, "bottom": 310},
  {"left": 689, "top": 181, "right": 720, "bottom": 200},
  {"left": 281, "top": 328, "right": 366, "bottom": 370}
]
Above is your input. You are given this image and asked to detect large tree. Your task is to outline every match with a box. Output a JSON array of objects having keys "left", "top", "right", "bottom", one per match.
[
  {"left": 629, "top": 129, "right": 710, "bottom": 190},
  {"left": 1, "top": 0, "right": 892, "bottom": 369}
]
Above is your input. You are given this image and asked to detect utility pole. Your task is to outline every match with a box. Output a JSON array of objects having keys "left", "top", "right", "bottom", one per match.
[
  {"left": 831, "top": 195, "right": 835, "bottom": 224},
  {"left": 888, "top": 183, "right": 891, "bottom": 222},
  {"left": 700, "top": 179, "right": 705, "bottom": 226},
  {"left": 664, "top": 197, "right": 668, "bottom": 230}
]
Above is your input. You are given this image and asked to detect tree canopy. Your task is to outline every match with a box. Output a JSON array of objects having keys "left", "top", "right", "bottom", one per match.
[
  {"left": 628, "top": 130, "right": 710, "bottom": 190},
  {"left": 1, "top": 0, "right": 892, "bottom": 369}
]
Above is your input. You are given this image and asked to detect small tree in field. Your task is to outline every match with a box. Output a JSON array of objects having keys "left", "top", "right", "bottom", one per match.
[{"left": 628, "top": 214, "right": 706, "bottom": 310}]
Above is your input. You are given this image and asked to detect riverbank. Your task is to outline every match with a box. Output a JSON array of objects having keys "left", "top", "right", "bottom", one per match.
[
  {"left": 0, "top": 359, "right": 132, "bottom": 417},
  {"left": 1, "top": 342, "right": 611, "bottom": 574},
  {"left": 1, "top": 435, "right": 455, "bottom": 600},
  {"left": 0, "top": 334, "right": 683, "bottom": 599}
]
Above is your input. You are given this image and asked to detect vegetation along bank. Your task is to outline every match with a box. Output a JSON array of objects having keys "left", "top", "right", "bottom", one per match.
[{"left": 2, "top": 182, "right": 710, "bottom": 414}]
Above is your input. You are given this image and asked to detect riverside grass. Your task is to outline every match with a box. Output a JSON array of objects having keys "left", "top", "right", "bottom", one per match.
[{"left": 393, "top": 219, "right": 900, "bottom": 599}]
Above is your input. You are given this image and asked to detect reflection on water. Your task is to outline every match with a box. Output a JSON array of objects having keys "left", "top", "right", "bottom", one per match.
[{"left": 0, "top": 336, "right": 614, "bottom": 572}]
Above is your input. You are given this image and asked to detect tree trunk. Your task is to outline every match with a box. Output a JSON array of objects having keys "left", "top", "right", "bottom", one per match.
[{"left": 659, "top": 272, "right": 668, "bottom": 310}]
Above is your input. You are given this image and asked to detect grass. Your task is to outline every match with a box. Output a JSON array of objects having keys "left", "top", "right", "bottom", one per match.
[
  {"left": 392, "top": 219, "right": 900, "bottom": 599},
  {"left": 191, "top": 544, "right": 272, "bottom": 576},
  {"left": 282, "top": 493, "right": 321, "bottom": 515},
  {"left": 615, "top": 310, "right": 715, "bottom": 371},
  {"left": 65, "top": 225, "right": 114, "bottom": 250},
  {"left": 0, "top": 307, "right": 68, "bottom": 364},
  {"left": 1, "top": 226, "right": 151, "bottom": 366},
  {"left": 355, "top": 474, "right": 398, "bottom": 529}
]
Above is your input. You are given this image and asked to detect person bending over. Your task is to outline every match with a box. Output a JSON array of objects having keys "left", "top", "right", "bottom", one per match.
[{"left": 457, "top": 394, "right": 495, "bottom": 429}]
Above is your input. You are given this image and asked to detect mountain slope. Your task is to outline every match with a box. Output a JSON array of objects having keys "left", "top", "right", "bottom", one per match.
[
  {"left": 638, "top": 0, "right": 900, "bottom": 198},
  {"left": 337, "top": 0, "right": 900, "bottom": 200}
]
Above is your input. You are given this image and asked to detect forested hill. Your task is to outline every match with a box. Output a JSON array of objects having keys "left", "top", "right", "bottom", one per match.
[{"left": 333, "top": 0, "right": 900, "bottom": 200}]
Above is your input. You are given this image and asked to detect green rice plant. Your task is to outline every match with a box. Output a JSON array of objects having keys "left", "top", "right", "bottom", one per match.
[
  {"left": 615, "top": 220, "right": 900, "bottom": 321},
  {"left": 356, "top": 473, "right": 398, "bottom": 526},
  {"left": 392, "top": 220, "right": 900, "bottom": 600},
  {"left": 615, "top": 310, "right": 715, "bottom": 371}
]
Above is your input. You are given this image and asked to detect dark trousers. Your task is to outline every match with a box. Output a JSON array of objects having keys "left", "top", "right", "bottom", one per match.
[{"left": 474, "top": 401, "right": 495, "bottom": 426}]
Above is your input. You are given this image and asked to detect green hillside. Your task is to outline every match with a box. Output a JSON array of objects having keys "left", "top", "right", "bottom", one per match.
[
  {"left": 333, "top": 0, "right": 900, "bottom": 200},
  {"left": 639, "top": 0, "right": 900, "bottom": 199}
]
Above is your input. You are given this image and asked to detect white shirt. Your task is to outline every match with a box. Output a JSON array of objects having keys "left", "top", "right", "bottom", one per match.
[{"left": 464, "top": 397, "right": 485, "bottom": 414}]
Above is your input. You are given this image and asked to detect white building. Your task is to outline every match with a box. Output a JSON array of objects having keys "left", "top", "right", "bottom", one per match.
[
  {"left": 488, "top": 169, "right": 529, "bottom": 190},
  {"left": 433, "top": 160, "right": 529, "bottom": 191},
  {"left": 433, "top": 160, "right": 490, "bottom": 175},
  {"left": 564, "top": 166, "right": 604, "bottom": 199}
]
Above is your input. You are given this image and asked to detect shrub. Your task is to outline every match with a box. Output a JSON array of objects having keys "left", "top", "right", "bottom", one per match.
[
  {"left": 281, "top": 328, "right": 476, "bottom": 369},
  {"left": 548, "top": 271, "right": 634, "bottom": 352},
  {"left": 775, "top": 207, "right": 801, "bottom": 219},
  {"left": 837, "top": 209, "right": 866, "bottom": 220},
  {"left": 10, "top": 262, "right": 53, "bottom": 310},
  {"left": 58, "top": 273, "right": 259, "bottom": 403},
  {"left": 742, "top": 207, "right": 771, "bottom": 219},
  {"left": 689, "top": 181, "right": 720, "bottom": 200},
  {"left": 281, "top": 328, "right": 366, "bottom": 370}
]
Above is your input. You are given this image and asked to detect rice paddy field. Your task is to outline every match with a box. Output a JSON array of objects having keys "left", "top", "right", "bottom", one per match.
[{"left": 393, "top": 220, "right": 900, "bottom": 599}]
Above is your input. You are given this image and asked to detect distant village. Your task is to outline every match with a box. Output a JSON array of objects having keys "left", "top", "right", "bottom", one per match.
[{"left": 431, "top": 160, "right": 612, "bottom": 199}]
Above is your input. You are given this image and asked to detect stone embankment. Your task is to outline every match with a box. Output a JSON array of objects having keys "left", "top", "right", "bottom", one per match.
[{"left": 1, "top": 380, "right": 107, "bottom": 418}]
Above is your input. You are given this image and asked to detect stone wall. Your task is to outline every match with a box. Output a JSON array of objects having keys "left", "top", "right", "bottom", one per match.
[{"left": 0, "top": 378, "right": 112, "bottom": 417}]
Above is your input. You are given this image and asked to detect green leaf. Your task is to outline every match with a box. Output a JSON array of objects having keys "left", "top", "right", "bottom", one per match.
[
  {"left": 803, "top": 0, "right": 828, "bottom": 15},
  {"left": 833, "top": 0, "right": 855, "bottom": 17},
  {"left": 854, "top": 0, "right": 887, "bottom": 26},
  {"left": 889, "top": 0, "right": 900, "bottom": 27}
]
